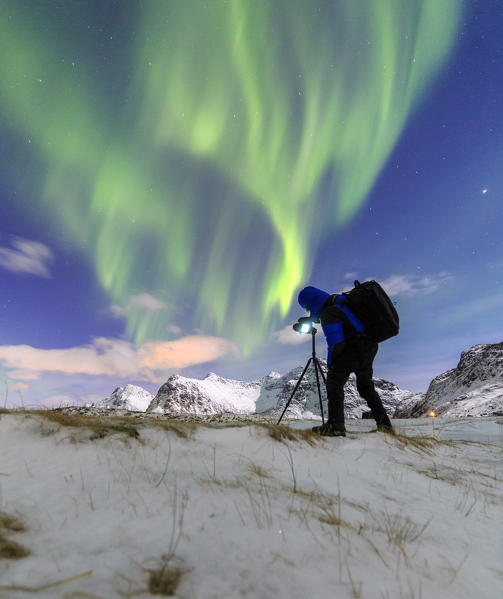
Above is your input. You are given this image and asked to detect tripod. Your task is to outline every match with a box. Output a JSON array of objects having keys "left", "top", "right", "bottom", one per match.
[{"left": 277, "top": 327, "right": 327, "bottom": 425}]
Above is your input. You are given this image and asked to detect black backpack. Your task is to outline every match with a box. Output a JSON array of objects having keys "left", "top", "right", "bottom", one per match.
[{"left": 343, "top": 280, "right": 399, "bottom": 343}]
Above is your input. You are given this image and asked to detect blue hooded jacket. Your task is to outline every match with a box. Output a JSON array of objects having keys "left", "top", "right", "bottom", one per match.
[
  {"left": 298, "top": 285, "right": 365, "bottom": 363},
  {"left": 297, "top": 286, "right": 330, "bottom": 321}
]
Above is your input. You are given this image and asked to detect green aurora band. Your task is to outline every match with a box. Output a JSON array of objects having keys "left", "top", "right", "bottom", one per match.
[{"left": 0, "top": 1, "right": 462, "bottom": 353}]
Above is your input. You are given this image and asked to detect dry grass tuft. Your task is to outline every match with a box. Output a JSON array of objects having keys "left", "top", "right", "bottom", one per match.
[
  {"left": 199, "top": 417, "right": 253, "bottom": 429},
  {"left": 147, "top": 564, "right": 184, "bottom": 596},
  {"left": 415, "top": 464, "right": 463, "bottom": 485},
  {"left": 32, "top": 410, "right": 140, "bottom": 440},
  {"left": 388, "top": 433, "right": 440, "bottom": 455},
  {"left": 0, "top": 512, "right": 25, "bottom": 533},
  {"left": 21, "top": 410, "right": 196, "bottom": 442},
  {"left": 154, "top": 419, "right": 196, "bottom": 439},
  {"left": 316, "top": 505, "right": 347, "bottom": 528},
  {"left": 0, "top": 533, "right": 29, "bottom": 559},
  {"left": 0, "top": 511, "right": 29, "bottom": 560},
  {"left": 261, "top": 423, "right": 319, "bottom": 446},
  {"left": 246, "top": 462, "right": 272, "bottom": 478},
  {"left": 378, "top": 511, "right": 431, "bottom": 550}
]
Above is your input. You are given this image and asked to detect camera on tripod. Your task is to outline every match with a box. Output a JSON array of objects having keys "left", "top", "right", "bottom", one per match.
[
  {"left": 292, "top": 316, "right": 318, "bottom": 335},
  {"left": 277, "top": 314, "right": 326, "bottom": 425}
]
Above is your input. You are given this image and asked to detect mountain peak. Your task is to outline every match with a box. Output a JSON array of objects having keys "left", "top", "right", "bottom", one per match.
[
  {"left": 394, "top": 341, "right": 503, "bottom": 417},
  {"left": 148, "top": 362, "right": 418, "bottom": 420},
  {"left": 95, "top": 384, "right": 154, "bottom": 412},
  {"left": 94, "top": 341, "right": 503, "bottom": 419}
]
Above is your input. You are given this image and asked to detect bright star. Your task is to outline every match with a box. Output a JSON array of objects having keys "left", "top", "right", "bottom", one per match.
[{"left": 482, "top": 188, "right": 488, "bottom": 194}]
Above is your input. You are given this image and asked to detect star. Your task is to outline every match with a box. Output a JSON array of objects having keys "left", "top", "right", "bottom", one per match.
[{"left": 482, "top": 188, "right": 488, "bottom": 194}]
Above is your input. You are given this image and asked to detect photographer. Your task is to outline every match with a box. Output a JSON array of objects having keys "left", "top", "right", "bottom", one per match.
[{"left": 298, "top": 285, "right": 394, "bottom": 437}]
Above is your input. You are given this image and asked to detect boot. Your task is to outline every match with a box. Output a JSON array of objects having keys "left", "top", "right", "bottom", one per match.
[
  {"left": 312, "top": 421, "right": 346, "bottom": 437},
  {"left": 377, "top": 423, "right": 395, "bottom": 434},
  {"left": 374, "top": 410, "right": 394, "bottom": 434}
]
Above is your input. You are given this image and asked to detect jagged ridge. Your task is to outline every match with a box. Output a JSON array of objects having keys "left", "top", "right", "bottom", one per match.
[
  {"left": 394, "top": 342, "right": 503, "bottom": 417},
  {"left": 96, "top": 342, "right": 503, "bottom": 419},
  {"left": 146, "top": 360, "right": 420, "bottom": 419}
]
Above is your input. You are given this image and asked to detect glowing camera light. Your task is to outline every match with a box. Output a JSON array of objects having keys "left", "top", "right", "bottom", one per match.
[{"left": 292, "top": 316, "right": 316, "bottom": 335}]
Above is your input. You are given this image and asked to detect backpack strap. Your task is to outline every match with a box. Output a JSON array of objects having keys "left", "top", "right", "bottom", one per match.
[{"left": 334, "top": 295, "right": 365, "bottom": 338}]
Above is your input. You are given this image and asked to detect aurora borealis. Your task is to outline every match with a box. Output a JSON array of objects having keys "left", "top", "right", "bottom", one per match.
[
  {"left": 0, "top": 0, "right": 461, "bottom": 346},
  {"left": 1, "top": 1, "right": 502, "bottom": 405}
]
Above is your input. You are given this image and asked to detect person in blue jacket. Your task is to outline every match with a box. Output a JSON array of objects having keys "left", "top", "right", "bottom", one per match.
[{"left": 298, "top": 285, "right": 394, "bottom": 437}]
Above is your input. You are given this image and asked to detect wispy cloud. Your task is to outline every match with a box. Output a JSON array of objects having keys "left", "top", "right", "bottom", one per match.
[
  {"left": 332, "top": 272, "right": 451, "bottom": 297},
  {"left": 109, "top": 304, "right": 127, "bottom": 318},
  {"left": 6, "top": 369, "right": 40, "bottom": 380},
  {"left": 109, "top": 293, "right": 168, "bottom": 319},
  {"left": 380, "top": 272, "right": 451, "bottom": 298},
  {"left": 273, "top": 324, "right": 311, "bottom": 345},
  {"left": 129, "top": 293, "right": 167, "bottom": 311},
  {"left": 0, "top": 237, "right": 53, "bottom": 277},
  {"left": 344, "top": 272, "right": 358, "bottom": 281},
  {"left": 138, "top": 336, "right": 240, "bottom": 369},
  {"left": 8, "top": 381, "right": 29, "bottom": 391},
  {"left": 0, "top": 335, "right": 239, "bottom": 383}
]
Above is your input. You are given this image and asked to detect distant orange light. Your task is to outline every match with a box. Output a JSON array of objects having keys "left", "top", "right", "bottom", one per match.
[{"left": 428, "top": 410, "right": 437, "bottom": 418}]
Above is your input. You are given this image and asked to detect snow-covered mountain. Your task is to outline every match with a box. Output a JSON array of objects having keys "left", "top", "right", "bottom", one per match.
[
  {"left": 148, "top": 361, "right": 422, "bottom": 419},
  {"left": 146, "top": 372, "right": 280, "bottom": 416},
  {"left": 262, "top": 361, "right": 423, "bottom": 420},
  {"left": 394, "top": 342, "right": 503, "bottom": 418},
  {"left": 95, "top": 384, "right": 154, "bottom": 412},
  {"left": 94, "top": 341, "right": 503, "bottom": 418}
]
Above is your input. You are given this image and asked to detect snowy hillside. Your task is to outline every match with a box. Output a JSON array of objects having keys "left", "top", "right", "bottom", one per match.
[
  {"left": 395, "top": 342, "right": 503, "bottom": 417},
  {"left": 147, "top": 372, "right": 276, "bottom": 415},
  {"left": 0, "top": 411, "right": 501, "bottom": 598},
  {"left": 94, "top": 342, "right": 503, "bottom": 420},
  {"left": 148, "top": 362, "right": 422, "bottom": 420},
  {"left": 264, "top": 361, "right": 423, "bottom": 420},
  {"left": 94, "top": 384, "right": 153, "bottom": 412}
]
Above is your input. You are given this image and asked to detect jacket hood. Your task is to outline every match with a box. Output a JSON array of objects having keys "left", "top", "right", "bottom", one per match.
[{"left": 297, "top": 286, "right": 330, "bottom": 320}]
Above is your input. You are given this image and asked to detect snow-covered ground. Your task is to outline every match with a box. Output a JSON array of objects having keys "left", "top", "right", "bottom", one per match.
[{"left": 0, "top": 412, "right": 502, "bottom": 598}]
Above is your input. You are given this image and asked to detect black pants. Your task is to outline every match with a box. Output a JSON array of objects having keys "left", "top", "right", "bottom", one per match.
[{"left": 326, "top": 338, "right": 391, "bottom": 430}]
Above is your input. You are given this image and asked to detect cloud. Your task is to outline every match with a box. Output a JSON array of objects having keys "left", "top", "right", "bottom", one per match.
[
  {"left": 344, "top": 272, "right": 358, "bottom": 280},
  {"left": 7, "top": 369, "right": 40, "bottom": 380},
  {"left": 0, "top": 335, "right": 239, "bottom": 382},
  {"left": 167, "top": 324, "right": 182, "bottom": 335},
  {"left": 273, "top": 324, "right": 311, "bottom": 345},
  {"left": 9, "top": 381, "right": 29, "bottom": 391},
  {"left": 129, "top": 293, "right": 167, "bottom": 311},
  {"left": 138, "top": 336, "right": 240, "bottom": 369},
  {"left": 0, "top": 237, "right": 53, "bottom": 277},
  {"left": 109, "top": 293, "right": 168, "bottom": 319},
  {"left": 109, "top": 304, "right": 127, "bottom": 318},
  {"left": 380, "top": 272, "right": 451, "bottom": 298},
  {"left": 0, "top": 338, "right": 139, "bottom": 378}
]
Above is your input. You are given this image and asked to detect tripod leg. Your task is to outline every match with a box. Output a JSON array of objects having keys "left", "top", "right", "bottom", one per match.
[
  {"left": 313, "top": 357, "right": 325, "bottom": 425},
  {"left": 315, "top": 357, "right": 327, "bottom": 385},
  {"left": 277, "top": 358, "right": 312, "bottom": 425}
]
